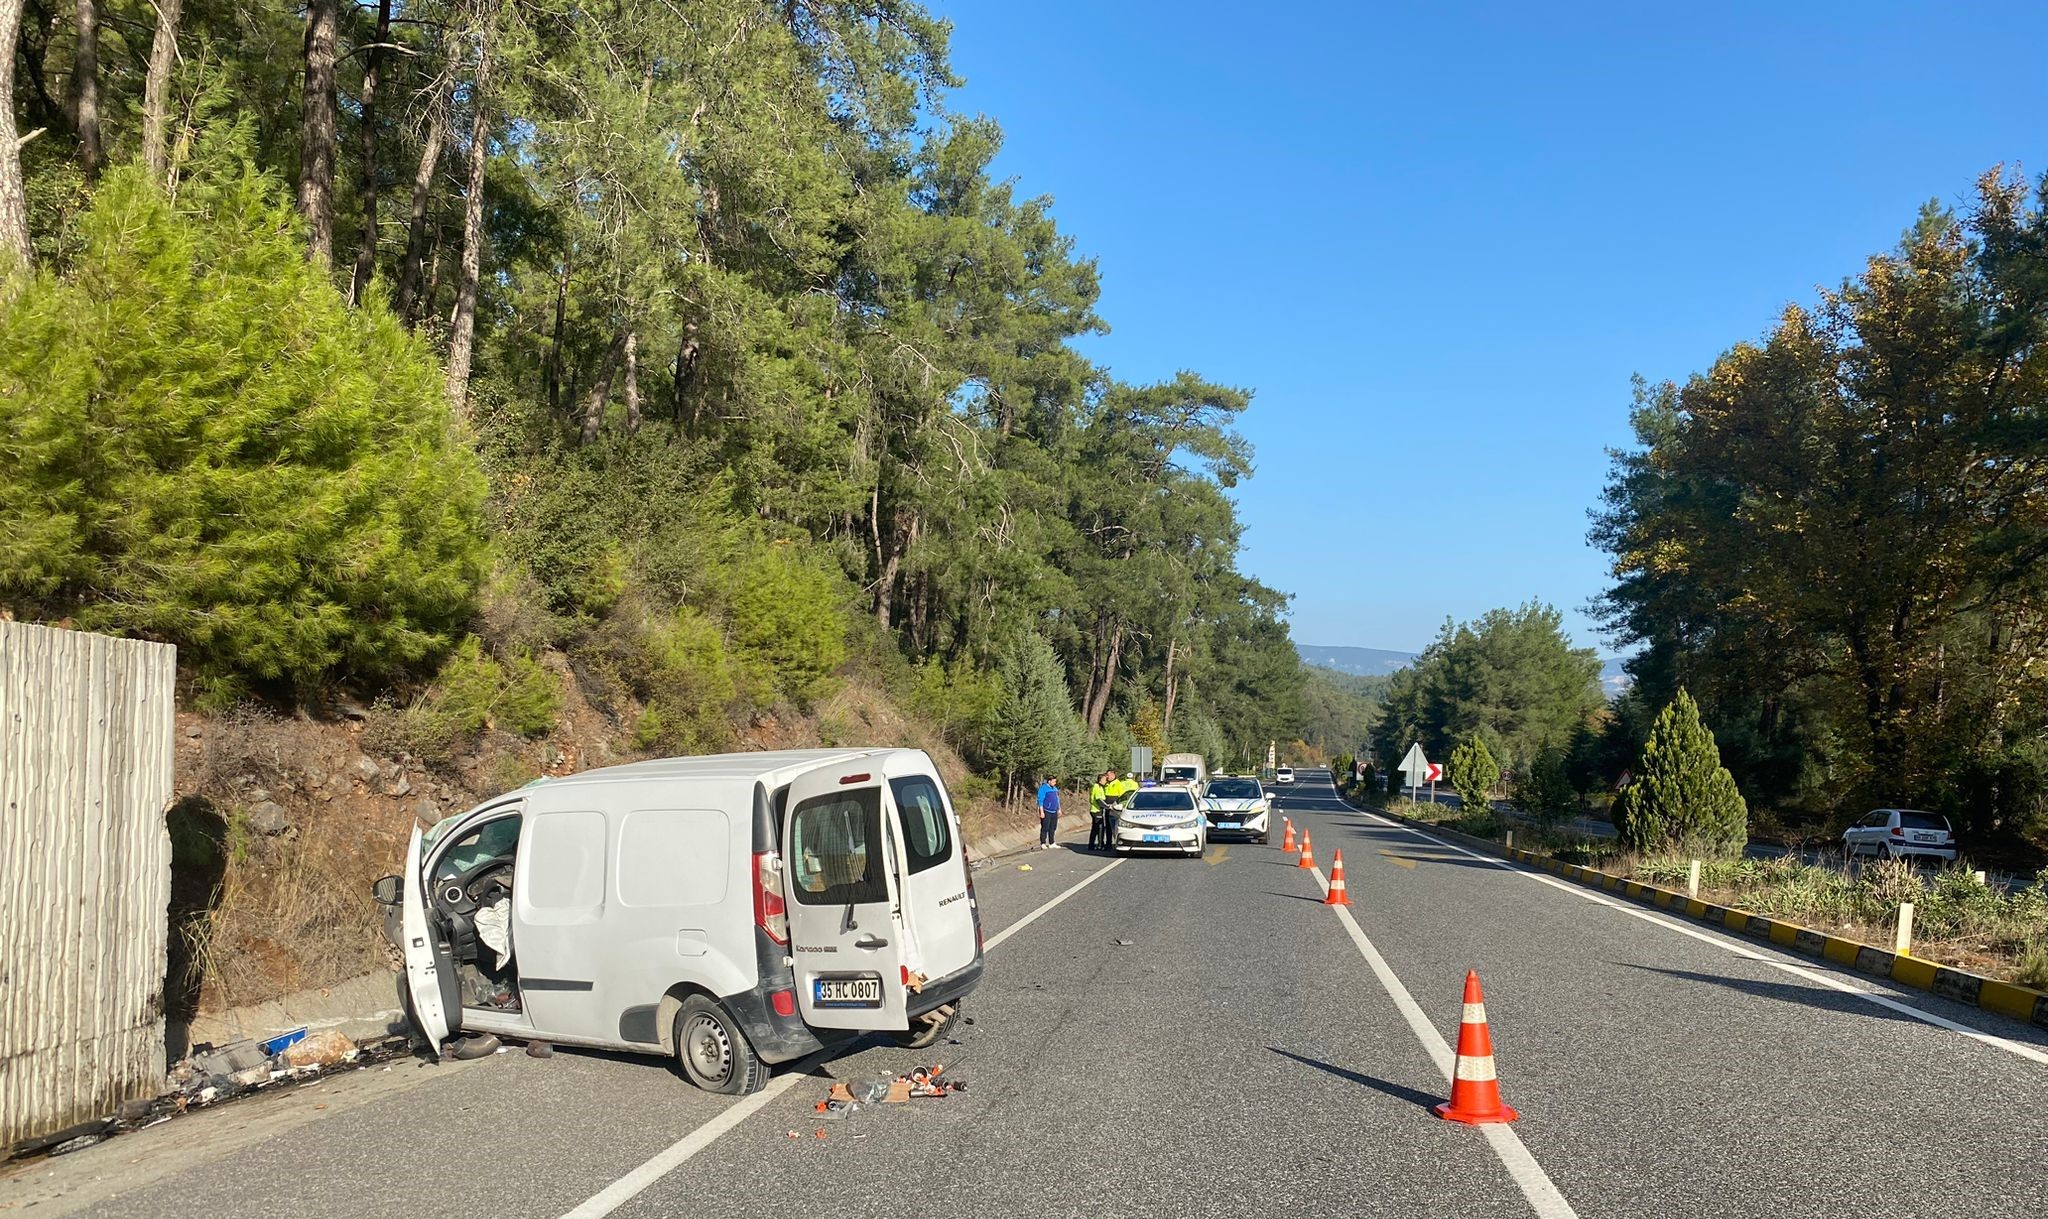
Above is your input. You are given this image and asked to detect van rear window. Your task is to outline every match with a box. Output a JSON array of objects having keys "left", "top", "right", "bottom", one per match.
[
  {"left": 1898, "top": 811, "right": 1950, "bottom": 832},
  {"left": 889, "top": 776, "right": 953, "bottom": 875},
  {"left": 790, "top": 788, "right": 888, "bottom": 906}
]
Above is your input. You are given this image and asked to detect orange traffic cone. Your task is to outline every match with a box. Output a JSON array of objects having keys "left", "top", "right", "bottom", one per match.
[
  {"left": 1434, "top": 971, "right": 1518, "bottom": 1124},
  {"left": 1323, "top": 850, "right": 1352, "bottom": 906},
  {"left": 1281, "top": 819, "right": 1296, "bottom": 852},
  {"left": 1297, "top": 830, "right": 1316, "bottom": 869}
]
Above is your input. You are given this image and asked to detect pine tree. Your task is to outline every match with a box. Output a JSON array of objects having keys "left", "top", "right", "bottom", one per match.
[
  {"left": 0, "top": 159, "right": 487, "bottom": 702},
  {"left": 1512, "top": 745, "right": 1577, "bottom": 824},
  {"left": 986, "top": 633, "right": 1085, "bottom": 801},
  {"left": 1615, "top": 689, "right": 1749, "bottom": 855},
  {"left": 1448, "top": 733, "right": 1499, "bottom": 811}
]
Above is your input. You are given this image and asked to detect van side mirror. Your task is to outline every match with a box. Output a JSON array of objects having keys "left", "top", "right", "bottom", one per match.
[{"left": 371, "top": 875, "right": 402, "bottom": 906}]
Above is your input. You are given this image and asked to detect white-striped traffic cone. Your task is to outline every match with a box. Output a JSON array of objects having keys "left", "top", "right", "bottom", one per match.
[{"left": 1434, "top": 970, "right": 1518, "bottom": 1124}]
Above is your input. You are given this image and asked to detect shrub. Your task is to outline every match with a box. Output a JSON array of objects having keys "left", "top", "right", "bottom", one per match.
[
  {"left": 362, "top": 636, "right": 560, "bottom": 764},
  {"left": 0, "top": 161, "right": 487, "bottom": 702},
  {"left": 634, "top": 607, "right": 737, "bottom": 754},
  {"left": 908, "top": 656, "right": 1003, "bottom": 764},
  {"left": 726, "top": 542, "right": 846, "bottom": 707},
  {"left": 1513, "top": 745, "right": 1579, "bottom": 824},
  {"left": 1448, "top": 734, "right": 1500, "bottom": 812},
  {"left": 1616, "top": 689, "right": 1748, "bottom": 856}
]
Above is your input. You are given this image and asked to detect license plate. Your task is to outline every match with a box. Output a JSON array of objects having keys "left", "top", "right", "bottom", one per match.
[
  {"left": 1143, "top": 833, "right": 1172, "bottom": 843},
  {"left": 1217, "top": 821, "right": 1240, "bottom": 829},
  {"left": 814, "top": 977, "right": 882, "bottom": 1008}
]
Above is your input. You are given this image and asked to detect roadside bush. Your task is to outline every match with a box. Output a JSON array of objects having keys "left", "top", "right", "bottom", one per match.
[
  {"left": 638, "top": 607, "right": 738, "bottom": 754},
  {"left": 363, "top": 636, "right": 560, "bottom": 764},
  {"left": 908, "top": 656, "right": 1003, "bottom": 764},
  {"left": 0, "top": 159, "right": 486, "bottom": 703},
  {"left": 726, "top": 542, "right": 847, "bottom": 707},
  {"left": 1448, "top": 734, "right": 1500, "bottom": 812},
  {"left": 1512, "top": 745, "right": 1578, "bottom": 824}
]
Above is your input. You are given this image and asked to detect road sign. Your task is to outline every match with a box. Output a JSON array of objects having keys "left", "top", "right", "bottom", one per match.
[
  {"left": 1130, "top": 745, "right": 1154, "bottom": 778},
  {"left": 1398, "top": 742, "right": 1428, "bottom": 780},
  {"left": 1425, "top": 762, "right": 1444, "bottom": 783}
]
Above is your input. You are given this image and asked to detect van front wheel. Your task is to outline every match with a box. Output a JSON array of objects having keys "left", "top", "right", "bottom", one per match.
[{"left": 674, "top": 995, "right": 768, "bottom": 1095}]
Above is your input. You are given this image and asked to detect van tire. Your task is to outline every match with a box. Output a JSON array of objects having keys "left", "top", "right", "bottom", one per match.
[{"left": 674, "top": 995, "right": 769, "bottom": 1095}]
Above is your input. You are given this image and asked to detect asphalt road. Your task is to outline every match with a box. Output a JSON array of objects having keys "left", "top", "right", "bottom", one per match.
[{"left": 15, "top": 771, "right": 2047, "bottom": 1217}]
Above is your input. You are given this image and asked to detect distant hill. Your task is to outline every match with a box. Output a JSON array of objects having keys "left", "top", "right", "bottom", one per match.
[
  {"left": 1300, "top": 643, "right": 1635, "bottom": 697},
  {"left": 1296, "top": 644, "right": 1417, "bottom": 676}
]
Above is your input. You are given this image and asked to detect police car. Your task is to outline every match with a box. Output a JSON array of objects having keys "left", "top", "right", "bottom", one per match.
[{"left": 1201, "top": 776, "right": 1273, "bottom": 843}]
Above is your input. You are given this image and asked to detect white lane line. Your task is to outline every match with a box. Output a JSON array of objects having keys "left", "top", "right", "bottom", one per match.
[
  {"left": 1309, "top": 863, "right": 1579, "bottom": 1219},
  {"left": 559, "top": 856, "right": 1127, "bottom": 1219},
  {"left": 559, "top": 1063, "right": 818, "bottom": 1219},
  {"left": 1350, "top": 807, "right": 2048, "bottom": 1068},
  {"left": 985, "top": 857, "right": 1127, "bottom": 950}
]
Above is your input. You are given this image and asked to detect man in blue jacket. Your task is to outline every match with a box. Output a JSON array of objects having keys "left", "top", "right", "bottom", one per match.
[{"left": 1036, "top": 776, "right": 1062, "bottom": 850}]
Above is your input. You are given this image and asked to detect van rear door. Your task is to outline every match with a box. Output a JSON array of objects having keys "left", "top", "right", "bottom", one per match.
[
  {"left": 399, "top": 826, "right": 452, "bottom": 1047},
  {"left": 780, "top": 765, "right": 909, "bottom": 1030},
  {"left": 885, "top": 769, "right": 979, "bottom": 982}
]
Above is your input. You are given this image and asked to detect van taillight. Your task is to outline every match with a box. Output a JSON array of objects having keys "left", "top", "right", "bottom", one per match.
[
  {"left": 1890, "top": 826, "right": 1905, "bottom": 838},
  {"left": 754, "top": 851, "right": 788, "bottom": 945}
]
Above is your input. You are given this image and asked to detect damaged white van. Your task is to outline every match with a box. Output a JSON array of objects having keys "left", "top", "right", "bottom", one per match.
[{"left": 372, "top": 749, "right": 984, "bottom": 1094}]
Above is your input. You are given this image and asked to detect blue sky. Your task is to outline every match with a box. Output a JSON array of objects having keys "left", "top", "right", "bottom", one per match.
[{"left": 930, "top": 1, "right": 2048, "bottom": 655}]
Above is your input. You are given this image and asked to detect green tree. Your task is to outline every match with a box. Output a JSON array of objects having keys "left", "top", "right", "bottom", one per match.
[
  {"left": 1377, "top": 603, "right": 1602, "bottom": 779},
  {"left": 1448, "top": 733, "right": 1499, "bottom": 811},
  {"left": 1594, "top": 174, "right": 2048, "bottom": 832},
  {"left": 986, "top": 633, "right": 1085, "bottom": 802},
  {"left": 0, "top": 161, "right": 486, "bottom": 702},
  {"left": 1615, "top": 690, "right": 1748, "bottom": 855},
  {"left": 1512, "top": 745, "right": 1577, "bottom": 825}
]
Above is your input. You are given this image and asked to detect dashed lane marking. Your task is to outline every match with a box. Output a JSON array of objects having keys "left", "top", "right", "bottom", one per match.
[{"left": 1308, "top": 862, "right": 1579, "bottom": 1219}]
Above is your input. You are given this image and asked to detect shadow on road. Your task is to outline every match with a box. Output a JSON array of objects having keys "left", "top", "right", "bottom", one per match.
[
  {"left": 1268, "top": 1047, "right": 1441, "bottom": 1111},
  {"left": 1265, "top": 892, "right": 1329, "bottom": 903},
  {"left": 1615, "top": 962, "right": 1933, "bottom": 1026}
]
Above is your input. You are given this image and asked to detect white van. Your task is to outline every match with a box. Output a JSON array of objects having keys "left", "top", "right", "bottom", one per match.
[
  {"left": 374, "top": 749, "right": 984, "bottom": 1094},
  {"left": 1158, "top": 753, "right": 1208, "bottom": 788}
]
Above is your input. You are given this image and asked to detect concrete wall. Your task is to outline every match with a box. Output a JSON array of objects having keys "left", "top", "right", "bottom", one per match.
[{"left": 0, "top": 621, "right": 176, "bottom": 1145}]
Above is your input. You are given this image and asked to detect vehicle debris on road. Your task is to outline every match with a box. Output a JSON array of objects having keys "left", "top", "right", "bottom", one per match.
[{"left": 815, "top": 1064, "right": 966, "bottom": 1118}]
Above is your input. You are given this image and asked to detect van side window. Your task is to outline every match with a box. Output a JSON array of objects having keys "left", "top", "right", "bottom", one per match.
[
  {"left": 889, "top": 776, "right": 953, "bottom": 875},
  {"left": 790, "top": 788, "right": 888, "bottom": 906}
]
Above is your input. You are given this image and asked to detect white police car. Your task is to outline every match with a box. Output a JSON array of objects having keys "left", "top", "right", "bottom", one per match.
[{"left": 1114, "top": 787, "right": 1207, "bottom": 857}]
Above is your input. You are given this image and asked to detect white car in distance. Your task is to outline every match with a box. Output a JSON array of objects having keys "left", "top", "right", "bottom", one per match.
[
  {"left": 1114, "top": 787, "right": 1208, "bottom": 857},
  {"left": 1274, "top": 767, "right": 1295, "bottom": 785},
  {"left": 1842, "top": 808, "right": 1958, "bottom": 863}
]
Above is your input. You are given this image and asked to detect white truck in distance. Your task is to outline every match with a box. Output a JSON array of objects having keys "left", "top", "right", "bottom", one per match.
[{"left": 1158, "top": 753, "right": 1208, "bottom": 788}]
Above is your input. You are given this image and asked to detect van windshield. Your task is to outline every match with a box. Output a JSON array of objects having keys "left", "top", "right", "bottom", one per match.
[
  {"left": 1161, "top": 767, "right": 1199, "bottom": 783},
  {"left": 790, "top": 788, "right": 889, "bottom": 906}
]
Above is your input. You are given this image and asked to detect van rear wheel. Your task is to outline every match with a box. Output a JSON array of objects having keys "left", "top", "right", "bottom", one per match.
[{"left": 674, "top": 995, "right": 768, "bottom": 1095}]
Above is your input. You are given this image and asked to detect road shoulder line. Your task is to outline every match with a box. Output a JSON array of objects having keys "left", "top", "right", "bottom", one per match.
[{"left": 1349, "top": 805, "right": 2048, "bottom": 1067}]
